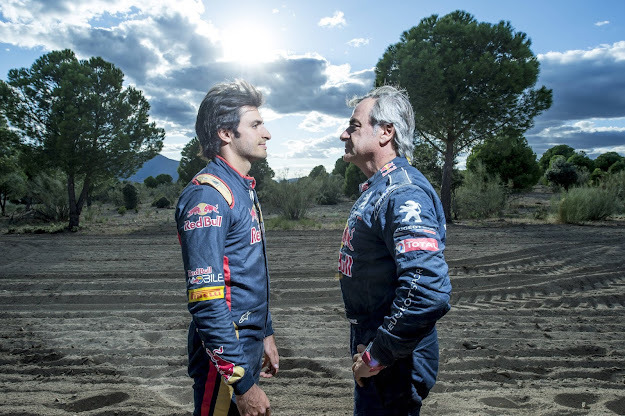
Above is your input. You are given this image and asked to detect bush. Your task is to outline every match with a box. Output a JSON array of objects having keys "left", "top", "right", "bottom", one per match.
[
  {"left": 315, "top": 174, "right": 344, "bottom": 205},
  {"left": 152, "top": 196, "right": 171, "bottom": 208},
  {"left": 29, "top": 171, "right": 70, "bottom": 222},
  {"left": 264, "top": 177, "right": 318, "bottom": 220},
  {"left": 122, "top": 183, "right": 139, "bottom": 210},
  {"left": 453, "top": 163, "right": 507, "bottom": 219},
  {"left": 556, "top": 187, "right": 618, "bottom": 224},
  {"left": 143, "top": 176, "right": 158, "bottom": 188}
]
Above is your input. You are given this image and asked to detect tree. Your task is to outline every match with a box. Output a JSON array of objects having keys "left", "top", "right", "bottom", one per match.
[
  {"left": 0, "top": 111, "right": 27, "bottom": 215},
  {"left": 375, "top": 10, "right": 552, "bottom": 221},
  {"left": 467, "top": 131, "right": 541, "bottom": 190},
  {"left": 3, "top": 49, "right": 164, "bottom": 228},
  {"left": 344, "top": 163, "right": 367, "bottom": 197},
  {"left": 249, "top": 158, "right": 275, "bottom": 193},
  {"left": 538, "top": 144, "right": 576, "bottom": 172},
  {"left": 545, "top": 156, "right": 578, "bottom": 190},
  {"left": 567, "top": 151, "right": 595, "bottom": 172},
  {"left": 308, "top": 165, "right": 328, "bottom": 179},
  {"left": 177, "top": 137, "right": 207, "bottom": 184},
  {"left": 332, "top": 157, "right": 349, "bottom": 177},
  {"left": 155, "top": 173, "right": 173, "bottom": 185},
  {"left": 144, "top": 176, "right": 159, "bottom": 188},
  {"left": 595, "top": 151, "right": 624, "bottom": 172}
]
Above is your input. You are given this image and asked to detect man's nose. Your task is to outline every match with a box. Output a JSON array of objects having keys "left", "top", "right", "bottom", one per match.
[
  {"left": 340, "top": 130, "right": 349, "bottom": 141},
  {"left": 263, "top": 126, "right": 271, "bottom": 140}
]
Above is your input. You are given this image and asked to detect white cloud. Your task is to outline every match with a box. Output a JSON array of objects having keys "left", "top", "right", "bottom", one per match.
[
  {"left": 298, "top": 111, "right": 346, "bottom": 132},
  {"left": 595, "top": 20, "right": 610, "bottom": 27},
  {"left": 347, "top": 38, "right": 369, "bottom": 48},
  {"left": 318, "top": 11, "right": 346, "bottom": 28}
]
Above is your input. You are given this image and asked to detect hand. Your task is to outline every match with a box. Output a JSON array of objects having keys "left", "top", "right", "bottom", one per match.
[
  {"left": 260, "top": 334, "right": 279, "bottom": 378},
  {"left": 236, "top": 384, "right": 271, "bottom": 416},
  {"left": 352, "top": 344, "right": 382, "bottom": 387}
]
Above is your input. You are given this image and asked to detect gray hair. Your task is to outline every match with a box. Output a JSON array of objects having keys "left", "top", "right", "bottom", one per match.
[
  {"left": 348, "top": 85, "right": 415, "bottom": 159},
  {"left": 195, "top": 79, "right": 264, "bottom": 160}
]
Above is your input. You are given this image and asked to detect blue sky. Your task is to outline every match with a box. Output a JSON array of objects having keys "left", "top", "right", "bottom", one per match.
[{"left": 1, "top": 0, "right": 624, "bottom": 178}]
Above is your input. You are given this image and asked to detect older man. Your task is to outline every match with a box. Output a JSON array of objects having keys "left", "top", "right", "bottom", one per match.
[{"left": 338, "top": 85, "right": 452, "bottom": 416}]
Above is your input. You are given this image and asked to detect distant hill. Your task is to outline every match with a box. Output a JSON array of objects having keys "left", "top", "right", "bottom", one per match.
[{"left": 125, "top": 154, "right": 179, "bottom": 183}]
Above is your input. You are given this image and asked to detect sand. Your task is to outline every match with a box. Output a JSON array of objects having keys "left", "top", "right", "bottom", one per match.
[{"left": 1, "top": 215, "right": 624, "bottom": 415}]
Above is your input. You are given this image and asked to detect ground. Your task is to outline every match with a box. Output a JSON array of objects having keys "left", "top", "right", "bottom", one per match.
[{"left": 0, "top": 197, "right": 624, "bottom": 415}]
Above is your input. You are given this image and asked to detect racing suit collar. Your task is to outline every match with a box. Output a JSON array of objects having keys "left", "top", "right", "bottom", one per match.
[
  {"left": 359, "top": 157, "right": 409, "bottom": 194},
  {"left": 215, "top": 155, "right": 257, "bottom": 189}
]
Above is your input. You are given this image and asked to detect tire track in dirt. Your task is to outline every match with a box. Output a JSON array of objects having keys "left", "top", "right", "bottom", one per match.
[{"left": 1, "top": 223, "right": 624, "bottom": 415}]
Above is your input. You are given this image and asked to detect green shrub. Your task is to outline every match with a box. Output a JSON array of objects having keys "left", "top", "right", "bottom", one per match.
[
  {"left": 264, "top": 177, "right": 318, "bottom": 220},
  {"left": 29, "top": 171, "right": 70, "bottom": 222},
  {"left": 556, "top": 186, "right": 618, "bottom": 224},
  {"left": 453, "top": 163, "right": 507, "bottom": 219},
  {"left": 122, "top": 183, "right": 139, "bottom": 210},
  {"left": 152, "top": 196, "right": 171, "bottom": 208},
  {"left": 117, "top": 206, "right": 127, "bottom": 215},
  {"left": 315, "top": 175, "right": 344, "bottom": 205}
]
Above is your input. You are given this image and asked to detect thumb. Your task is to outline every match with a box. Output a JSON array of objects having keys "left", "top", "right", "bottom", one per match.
[{"left": 356, "top": 344, "right": 367, "bottom": 353}]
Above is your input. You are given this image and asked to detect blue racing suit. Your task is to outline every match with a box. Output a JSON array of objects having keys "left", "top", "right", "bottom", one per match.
[
  {"left": 338, "top": 157, "right": 452, "bottom": 416},
  {"left": 175, "top": 156, "right": 273, "bottom": 416}
]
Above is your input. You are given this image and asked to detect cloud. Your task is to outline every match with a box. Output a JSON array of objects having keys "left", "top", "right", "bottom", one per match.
[
  {"left": 595, "top": 20, "right": 610, "bottom": 26},
  {"left": 298, "top": 111, "right": 346, "bottom": 132},
  {"left": 318, "top": 11, "right": 346, "bottom": 28},
  {"left": 347, "top": 38, "right": 370, "bottom": 48}
]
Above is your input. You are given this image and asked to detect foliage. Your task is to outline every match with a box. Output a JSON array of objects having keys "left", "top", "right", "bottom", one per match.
[
  {"left": 0, "top": 114, "right": 27, "bottom": 215},
  {"left": 545, "top": 156, "right": 578, "bottom": 190},
  {"left": 594, "top": 151, "right": 623, "bottom": 172},
  {"left": 375, "top": 10, "right": 552, "bottom": 222},
  {"left": 122, "top": 183, "right": 139, "bottom": 210},
  {"left": 314, "top": 174, "right": 344, "bottom": 205},
  {"left": 155, "top": 173, "right": 173, "bottom": 185},
  {"left": 308, "top": 165, "right": 328, "bottom": 179},
  {"left": 453, "top": 162, "right": 507, "bottom": 219},
  {"left": 249, "top": 158, "right": 275, "bottom": 193},
  {"left": 332, "top": 157, "right": 349, "bottom": 177},
  {"left": 177, "top": 137, "right": 207, "bottom": 185},
  {"left": 28, "top": 171, "right": 70, "bottom": 222},
  {"left": 343, "top": 163, "right": 367, "bottom": 197},
  {"left": 467, "top": 131, "right": 541, "bottom": 190},
  {"left": 2, "top": 49, "right": 164, "bottom": 229},
  {"left": 538, "top": 144, "right": 575, "bottom": 172},
  {"left": 264, "top": 177, "right": 318, "bottom": 220},
  {"left": 567, "top": 151, "right": 595, "bottom": 172},
  {"left": 412, "top": 140, "right": 444, "bottom": 189},
  {"left": 556, "top": 187, "right": 618, "bottom": 224},
  {"left": 144, "top": 176, "right": 159, "bottom": 188},
  {"left": 608, "top": 160, "right": 625, "bottom": 174},
  {"left": 152, "top": 196, "right": 171, "bottom": 209}
]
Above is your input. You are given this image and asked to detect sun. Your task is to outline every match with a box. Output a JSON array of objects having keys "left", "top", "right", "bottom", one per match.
[{"left": 219, "top": 21, "right": 280, "bottom": 64}]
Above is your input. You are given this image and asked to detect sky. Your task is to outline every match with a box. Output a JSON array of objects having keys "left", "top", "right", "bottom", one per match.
[{"left": 1, "top": 0, "right": 624, "bottom": 178}]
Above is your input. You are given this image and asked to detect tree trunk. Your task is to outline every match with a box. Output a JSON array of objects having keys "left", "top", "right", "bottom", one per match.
[
  {"left": 67, "top": 174, "right": 80, "bottom": 229},
  {"left": 440, "top": 140, "right": 455, "bottom": 224}
]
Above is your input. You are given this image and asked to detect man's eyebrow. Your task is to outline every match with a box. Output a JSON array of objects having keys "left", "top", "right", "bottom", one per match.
[{"left": 349, "top": 118, "right": 361, "bottom": 126}]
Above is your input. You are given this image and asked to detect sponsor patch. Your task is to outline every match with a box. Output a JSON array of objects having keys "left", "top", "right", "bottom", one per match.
[
  {"left": 395, "top": 238, "right": 439, "bottom": 254},
  {"left": 381, "top": 162, "right": 397, "bottom": 177},
  {"left": 187, "top": 267, "right": 213, "bottom": 277},
  {"left": 341, "top": 225, "right": 354, "bottom": 251},
  {"left": 183, "top": 216, "right": 223, "bottom": 231},
  {"left": 399, "top": 200, "right": 422, "bottom": 223},
  {"left": 250, "top": 226, "right": 262, "bottom": 244},
  {"left": 187, "top": 202, "right": 219, "bottom": 217},
  {"left": 188, "top": 273, "right": 224, "bottom": 285},
  {"left": 239, "top": 311, "right": 252, "bottom": 324},
  {"left": 338, "top": 252, "right": 353, "bottom": 277},
  {"left": 188, "top": 286, "right": 225, "bottom": 302}
]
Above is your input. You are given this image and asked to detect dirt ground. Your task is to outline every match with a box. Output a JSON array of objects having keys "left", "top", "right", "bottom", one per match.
[{"left": 1, "top": 204, "right": 624, "bottom": 415}]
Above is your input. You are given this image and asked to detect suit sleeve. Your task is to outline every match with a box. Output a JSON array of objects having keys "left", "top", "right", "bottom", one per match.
[
  {"left": 176, "top": 184, "right": 256, "bottom": 395},
  {"left": 370, "top": 185, "right": 452, "bottom": 366}
]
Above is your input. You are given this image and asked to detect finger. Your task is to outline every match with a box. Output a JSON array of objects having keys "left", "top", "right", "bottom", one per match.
[
  {"left": 352, "top": 353, "right": 361, "bottom": 362},
  {"left": 356, "top": 376, "right": 364, "bottom": 388},
  {"left": 357, "top": 344, "right": 366, "bottom": 353}
]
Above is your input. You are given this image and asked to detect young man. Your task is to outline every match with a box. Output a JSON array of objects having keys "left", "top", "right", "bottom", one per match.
[
  {"left": 176, "top": 80, "right": 278, "bottom": 416},
  {"left": 338, "top": 86, "right": 452, "bottom": 415}
]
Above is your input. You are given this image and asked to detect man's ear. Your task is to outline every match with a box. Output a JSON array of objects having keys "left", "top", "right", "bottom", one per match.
[
  {"left": 379, "top": 123, "right": 395, "bottom": 146},
  {"left": 217, "top": 128, "right": 234, "bottom": 144}
]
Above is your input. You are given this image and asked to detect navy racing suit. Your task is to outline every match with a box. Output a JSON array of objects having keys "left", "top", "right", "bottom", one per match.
[
  {"left": 176, "top": 156, "right": 273, "bottom": 416},
  {"left": 338, "top": 157, "right": 452, "bottom": 415}
]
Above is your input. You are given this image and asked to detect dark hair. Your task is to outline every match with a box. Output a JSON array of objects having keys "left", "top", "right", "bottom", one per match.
[{"left": 195, "top": 79, "right": 264, "bottom": 160}]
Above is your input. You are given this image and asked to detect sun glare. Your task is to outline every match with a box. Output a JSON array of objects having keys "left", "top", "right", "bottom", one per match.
[{"left": 219, "top": 22, "right": 280, "bottom": 64}]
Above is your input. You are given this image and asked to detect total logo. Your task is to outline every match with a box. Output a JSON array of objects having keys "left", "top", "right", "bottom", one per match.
[
  {"left": 184, "top": 216, "right": 223, "bottom": 231},
  {"left": 395, "top": 238, "right": 439, "bottom": 254},
  {"left": 187, "top": 203, "right": 219, "bottom": 217}
]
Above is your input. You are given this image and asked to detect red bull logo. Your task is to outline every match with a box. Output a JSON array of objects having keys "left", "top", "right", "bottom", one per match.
[
  {"left": 341, "top": 226, "right": 354, "bottom": 251},
  {"left": 338, "top": 252, "right": 353, "bottom": 277},
  {"left": 207, "top": 346, "right": 236, "bottom": 381},
  {"left": 187, "top": 202, "right": 219, "bottom": 217},
  {"left": 183, "top": 216, "right": 223, "bottom": 231},
  {"left": 250, "top": 226, "right": 262, "bottom": 244},
  {"left": 250, "top": 207, "right": 259, "bottom": 223}
]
